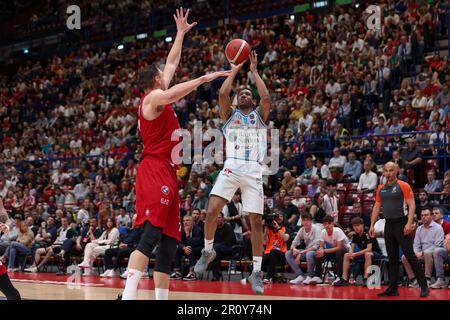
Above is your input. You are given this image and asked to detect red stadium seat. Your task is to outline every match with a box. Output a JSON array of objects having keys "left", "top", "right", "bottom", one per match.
[
  {"left": 425, "top": 159, "right": 438, "bottom": 172},
  {"left": 362, "top": 193, "right": 375, "bottom": 202},
  {"left": 337, "top": 183, "right": 347, "bottom": 192},
  {"left": 338, "top": 193, "right": 346, "bottom": 205},
  {"left": 348, "top": 183, "right": 359, "bottom": 191},
  {"left": 346, "top": 192, "right": 361, "bottom": 204},
  {"left": 332, "top": 172, "right": 344, "bottom": 181}
]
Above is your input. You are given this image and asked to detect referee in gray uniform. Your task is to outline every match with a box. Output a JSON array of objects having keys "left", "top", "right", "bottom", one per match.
[{"left": 369, "top": 162, "right": 429, "bottom": 297}]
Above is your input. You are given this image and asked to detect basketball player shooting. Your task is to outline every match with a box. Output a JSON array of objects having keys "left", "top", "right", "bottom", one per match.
[
  {"left": 194, "top": 51, "right": 270, "bottom": 295},
  {"left": 120, "top": 7, "right": 231, "bottom": 300}
]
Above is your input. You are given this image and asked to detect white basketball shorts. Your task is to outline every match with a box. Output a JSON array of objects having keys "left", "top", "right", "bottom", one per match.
[{"left": 210, "top": 167, "right": 264, "bottom": 214}]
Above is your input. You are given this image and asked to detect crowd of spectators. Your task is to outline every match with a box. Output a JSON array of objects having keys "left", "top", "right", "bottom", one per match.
[{"left": 0, "top": 0, "right": 449, "bottom": 287}]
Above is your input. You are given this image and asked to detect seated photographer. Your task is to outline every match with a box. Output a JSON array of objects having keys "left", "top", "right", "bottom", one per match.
[
  {"left": 101, "top": 214, "right": 143, "bottom": 278},
  {"left": 56, "top": 217, "right": 103, "bottom": 275},
  {"left": 286, "top": 213, "right": 321, "bottom": 285},
  {"left": 312, "top": 215, "right": 350, "bottom": 285},
  {"left": 78, "top": 217, "right": 119, "bottom": 276},
  {"left": 262, "top": 212, "right": 289, "bottom": 284},
  {"left": 24, "top": 217, "right": 74, "bottom": 273},
  {"left": 333, "top": 217, "right": 382, "bottom": 286},
  {"left": 170, "top": 214, "right": 204, "bottom": 281}
]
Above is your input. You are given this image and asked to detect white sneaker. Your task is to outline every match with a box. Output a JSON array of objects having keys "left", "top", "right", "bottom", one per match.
[
  {"left": 408, "top": 279, "right": 419, "bottom": 288},
  {"left": 309, "top": 276, "right": 323, "bottom": 285},
  {"left": 430, "top": 278, "right": 447, "bottom": 289},
  {"left": 108, "top": 270, "right": 120, "bottom": 278},
  {"left": 100, "top": 269, "right": 112, "bottom": 277},
  {"left": 24, "top": 266, "right": 38, "bottom": 273},
  {"left": 78, "top": 262, "right": 90, "bottom": 268},
  {"left": 120, "top": 270, "right": 128, "bottom": 279},
  {"left": 289, "top": 275, "right": 305, "bottom": 285},
  {"left": 302, "top": 276, "right": 313, "bottom": 285}
]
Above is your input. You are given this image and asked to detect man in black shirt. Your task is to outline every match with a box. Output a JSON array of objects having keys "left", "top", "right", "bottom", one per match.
[
  {"left": 170, "top": 215, "right": 204, "bottom": 281},
  {"left": 280, "top": 196, "right": 299, "bottom": 231},
  {"left": 334, "top": 217, "right": 382, "bottom": 286},
  {"left": 209, "top": 213, "right": 235, "bottom": 281},
  {"left": 346, "top": 202, "right": 371, "bottom": 234}
]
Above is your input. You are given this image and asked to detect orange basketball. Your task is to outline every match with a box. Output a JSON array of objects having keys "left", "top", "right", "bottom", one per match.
[{"left": 225, "top": 39, "right": 251, "bottom": 65}]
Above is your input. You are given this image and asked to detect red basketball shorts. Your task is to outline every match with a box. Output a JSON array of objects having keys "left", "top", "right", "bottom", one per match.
[{"left": 135, "top": 156, "right": 181, "bottom": 242}]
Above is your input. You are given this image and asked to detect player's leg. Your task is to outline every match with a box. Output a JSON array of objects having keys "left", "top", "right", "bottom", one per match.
[
  {"left": 153, "top": 234, "right": 178, "bottom": 300},
  {"left": 0, "top": 273, "right": 21, "bottom": 300},
  {"left": 122, "top": 221, "right": 163, "bottom": 300},
  {"left": 194, "top": 195, "right": 227, "bottom": 273},
  {"left": 195, "top": 170, "right": 237, "bottom": 273},
  {"left": 241, "top": 174, "right": 265, "bottom": 294}
]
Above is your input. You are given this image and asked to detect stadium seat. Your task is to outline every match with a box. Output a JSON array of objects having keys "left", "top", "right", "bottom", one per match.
[
  {"left": 424, "top": 159, "right": 438, "bottom": 172},
  {"left": 348, "top": 183, "right": 359, "bottom": 191},
  {"left": 362, "top": 193, "right": 375, "bottom": 202},
  {"left": 346, "top": 192, "right": 361, "bottom": 205},
  {"left": 337, "top": 183, "right": 347, "bottom": 192}
]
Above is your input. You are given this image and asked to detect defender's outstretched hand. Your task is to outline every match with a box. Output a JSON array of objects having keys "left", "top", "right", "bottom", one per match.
[
  {"left": 174, "top": 7, "right": 197, "bottom": 34},
  {"left": 201, "top": 70, "right": 232, "bottom": 82}
]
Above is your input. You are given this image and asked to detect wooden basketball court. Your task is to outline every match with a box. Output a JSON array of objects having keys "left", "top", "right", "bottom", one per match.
[{"left": 2, "top": 272, "right": 449, "bottom": 300}]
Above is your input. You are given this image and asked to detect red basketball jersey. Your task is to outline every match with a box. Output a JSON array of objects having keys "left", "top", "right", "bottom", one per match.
[{"left": 138, "top": 91, "right": 181, "bottom": 166}]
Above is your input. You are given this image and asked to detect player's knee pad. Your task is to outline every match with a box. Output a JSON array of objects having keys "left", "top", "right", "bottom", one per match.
[
  {"left": 154, "top": 235, "right": 178, "bottom": 275},
  {"left": 136, "top": 221, "right": 163, "bottom": 258}
]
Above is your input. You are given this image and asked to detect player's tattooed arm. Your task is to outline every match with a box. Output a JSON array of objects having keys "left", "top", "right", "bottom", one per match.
[
  {"left": 218, "top": 62, "right": 244, "bottom": 122},
  {"left": 249, "top": 51, "right": 270, "bottom": 124}
]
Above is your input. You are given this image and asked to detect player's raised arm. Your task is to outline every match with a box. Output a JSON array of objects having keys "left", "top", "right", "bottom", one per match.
[
  {"left": 142, "top": 71, "right": 231, "bottom": 120},
  {"left": 249, "top": 51, "right": 270, "bottom": 123},
  {"left": 162, "top": 7, "right": 197, "bottom": 89},
  {"left": 218, "top": 62, "right": 244, "bottom": 122}
]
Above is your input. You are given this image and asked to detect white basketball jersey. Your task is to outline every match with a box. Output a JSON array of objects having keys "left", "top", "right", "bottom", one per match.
[{"left": 222, "top": 108, "right": 267, "bottom": 174}]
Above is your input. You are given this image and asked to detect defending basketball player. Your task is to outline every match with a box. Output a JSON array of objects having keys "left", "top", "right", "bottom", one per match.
[
  {"left": 194, "top": 51, "right": 270, "bottom": 294},
  {"left": 119, "top": 8, "right": 231, "bottom": 300}
]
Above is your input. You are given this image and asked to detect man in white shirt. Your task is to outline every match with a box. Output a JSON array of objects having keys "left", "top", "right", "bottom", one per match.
[
  {"left": 311, "top": 215, "right": 350, "bottom": 284},
  {"left": 77, "top": 200, "right": 90, "bottom": 226},
  {"left": 316, "top": 158, "right": 332, "bottom": 180},
  {"left": 323, "top": 181, "right": 339, "bottom": 223},
  {"left": 73, "top": 179, "right": 90, "bottom": 201},
  {"left": 291, "top": 186, "right": 306, "bottom": 207},
  {"left": 328, "top": 148, "right": 346, "bottom": 170},
  {"left": 357, "top": 161, "right": 378, "bottom": 193},
  {"left": 295, "top": 31, "right": 309, "bottom": 49},
  {"left": 286, "top": 213, "right": 321, "bottom": 285}
]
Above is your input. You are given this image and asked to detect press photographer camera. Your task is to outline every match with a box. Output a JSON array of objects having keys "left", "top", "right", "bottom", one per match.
[{"left": 263, "top": 213, "right": 278, "bottom": 229}]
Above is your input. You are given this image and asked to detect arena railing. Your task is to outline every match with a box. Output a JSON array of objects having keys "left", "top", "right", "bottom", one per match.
[{"left": 296, "top": 129, "right": 449, "bottom": 172}]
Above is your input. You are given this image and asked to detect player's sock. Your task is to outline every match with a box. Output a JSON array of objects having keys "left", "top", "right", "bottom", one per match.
[
  {"left": 155, "top": 288, "right": 169, "bottom": 300},
  {"left": 122, "top": 268, "right": 143, "bottom": 300},
  {"left": 252, "top": 256, "right": 262, "bottom": 272},
  {"left": 204, "top": 239, "right": 214, "bottom": 252}
]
